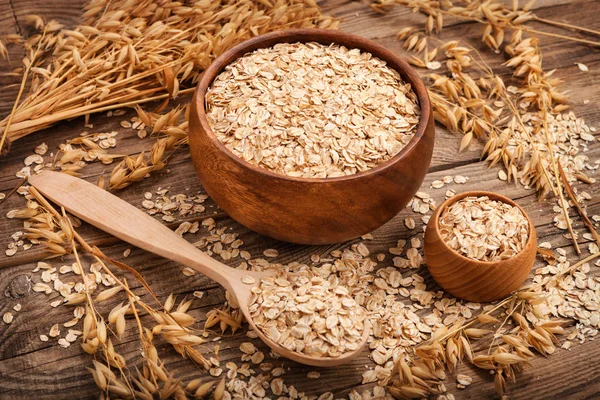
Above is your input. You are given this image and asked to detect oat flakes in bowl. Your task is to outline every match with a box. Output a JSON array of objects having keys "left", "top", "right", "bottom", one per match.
[
  {"left": 424, "top": 191, "right": 537, "bottom": 302},
  {"left": 205, "top": 41, "right": 421, "bottom": 179},
  {"left": 438, "top": 195, "right": 529, "bottom": 261}
]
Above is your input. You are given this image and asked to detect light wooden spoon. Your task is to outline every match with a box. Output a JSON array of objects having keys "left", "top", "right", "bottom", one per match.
[{"left": 29, "top": 170, "right": 369, "bottom": 367}]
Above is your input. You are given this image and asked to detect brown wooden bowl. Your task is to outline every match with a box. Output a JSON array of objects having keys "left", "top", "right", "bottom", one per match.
[
  {"left": 188, "top": 29, "right": 435, "bottom": 245},
  {"left": 424, "top": 191, "right": 537, "bottom": 302}
]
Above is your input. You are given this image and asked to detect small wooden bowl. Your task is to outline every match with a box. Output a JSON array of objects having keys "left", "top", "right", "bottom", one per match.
[
  {"left": 188, "top": 29, "right": 435, "bottom": 245},
  {"left": 424, "top": 191, "right": 537, "bottom": 302}
]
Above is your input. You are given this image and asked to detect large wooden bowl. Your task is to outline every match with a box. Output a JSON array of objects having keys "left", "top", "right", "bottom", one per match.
[
  {"left": 188, "top": 29, "right": 435, "bottom": 244},
  {"left": 424, "top": 191, "right": 537, "bottom": 302}
]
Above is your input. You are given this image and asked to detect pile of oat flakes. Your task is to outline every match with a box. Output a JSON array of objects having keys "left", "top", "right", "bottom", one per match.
[{"left": 206, "top": 42, "right": 421, "bottom": 179}]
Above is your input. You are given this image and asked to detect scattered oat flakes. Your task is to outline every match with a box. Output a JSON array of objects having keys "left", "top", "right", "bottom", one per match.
[
  {"left": 240, "top": 250, "right": 251, "bottom": 260},
  {"left": 453, "top": 175, "right": 468, "bottom": 184},
  {"left": 576, "top": 63, "right": 589, "bottom": 72},
  {"left": 431, "top": 180, "right": 445, "bottom": 189},
  {"left": 246, "top": 330, "right": 259, "bottom": 339},
  {"left": 361, "top": 369, "right": 378, "bottom": 384},
  {"left": 456, "top": 374, "right": 472, "bottom": 387},
  {"left": 174, "top": 221, "right": 192, "bottom": 236},
  {"left": 35, "top": 143, "right": 48, "bottom": 155},
  {"left": 251, "top": 351, "right": 265, "bottom": 364},
  {"left": 356, "top": 243, "right": 370, "bottom": 257},
  {"left": 427, "top": 60, "right": 441, "bottom": 70},
  {"left": 65, "top": 331, "right": 78, "bottom": 343},
  {"left": 49, "top": 323, "right": 60, "bottom": 337},
  {"left": 33, "top": 282, "right": 52, "bottom": 294},
  {"left": 24, "top": 154, "right": 44, "bottom": 166},
  {"left": 263, "top": 249, "right": 279, "bottom": 258},
  {"left": 3, "top": 312, "right": 13, "bottom": 324},
  {"left": 240, "top": 342, "right": 257, "bottom": 355},
  {"left": 74, "top": 307, "right": 85, "bottom": 319}
]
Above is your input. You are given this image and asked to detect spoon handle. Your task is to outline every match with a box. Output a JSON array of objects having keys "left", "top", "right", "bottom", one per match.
[{"left": 29, "top": 171, "right": 240, "bottom": 292}]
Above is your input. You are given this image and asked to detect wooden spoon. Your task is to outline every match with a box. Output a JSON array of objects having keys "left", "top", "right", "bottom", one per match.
[{"left": 29, "top": 170, "right": 369, "bottom": 367}]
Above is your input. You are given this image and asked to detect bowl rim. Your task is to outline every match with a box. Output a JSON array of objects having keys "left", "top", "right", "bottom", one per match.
[
  {"left": 192, "top": 28, "right": 433, "bottom": 183},
  {"left": 429, "top": 190, "right": 537, "bottom": 266}
]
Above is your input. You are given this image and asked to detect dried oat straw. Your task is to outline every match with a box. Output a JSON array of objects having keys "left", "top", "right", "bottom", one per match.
[
  {"left": 248, "top": 269, "right": 366, "bottom": 357},
  {"left": 439, "top": 196, "right": 529, "bottom": 261},
  {"left": 206, "top": 42, "right": 421, "bottom": 178}
]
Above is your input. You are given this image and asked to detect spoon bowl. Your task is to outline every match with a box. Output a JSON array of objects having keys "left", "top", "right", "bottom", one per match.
[{"left": 28, "top": 170, "right": 369, "bottom": 367}]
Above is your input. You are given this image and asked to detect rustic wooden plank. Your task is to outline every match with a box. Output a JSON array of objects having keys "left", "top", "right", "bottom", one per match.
[{"left": 1, "top": 0, "right": 599, "bottom": 399}]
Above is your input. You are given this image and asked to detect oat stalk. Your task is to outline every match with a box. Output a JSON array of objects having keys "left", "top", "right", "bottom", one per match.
[
  {"left": 541, "top": 113, "right": 581, "bottom": 255},
  {"left": 558, "top": 163, "right": 600, "bottom": 249},
  {"left": 532, "top": 16, "right": 600, "bottom": 36}
]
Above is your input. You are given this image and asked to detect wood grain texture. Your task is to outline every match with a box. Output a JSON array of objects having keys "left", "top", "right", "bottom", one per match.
[
  {"left": 424, "top": 191, "right": 537, "bottom": 302},
  {"left": 190, "top": 29, "right": 435, "bottom": 245},
  {"left": 0, "top": 0, "right": 599, "bottom": 398},
  {"left": 0, "top": 0, "right": 88, "bottom": 118}
]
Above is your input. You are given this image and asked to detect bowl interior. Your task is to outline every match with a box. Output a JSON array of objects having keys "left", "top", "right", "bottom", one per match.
[
  {"left": 430, "top": 190, "right": 536, "bottom": 266},
  {"left": 193, "top": 28, "right": 433, "bottom": 184}
]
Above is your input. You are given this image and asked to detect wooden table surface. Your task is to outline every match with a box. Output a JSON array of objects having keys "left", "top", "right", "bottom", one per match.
[{"left": 1, "top": 0, "right": 599, "bottom": 399}]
